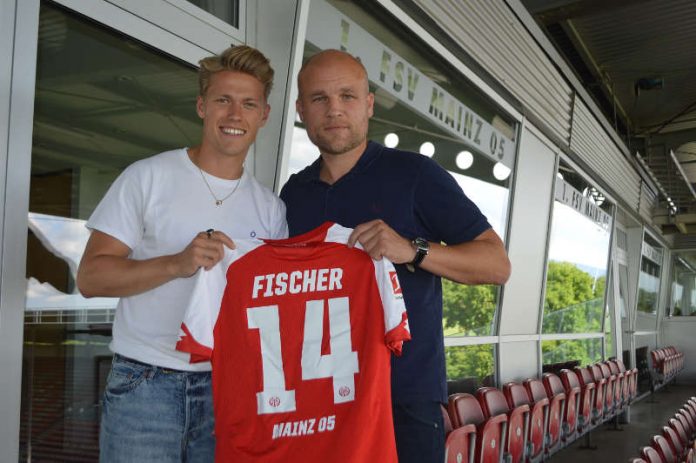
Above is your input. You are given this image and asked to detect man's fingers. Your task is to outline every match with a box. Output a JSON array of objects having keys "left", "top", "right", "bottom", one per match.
[{"left": 348, "top": 220, "right": 382, "bottom": 247}]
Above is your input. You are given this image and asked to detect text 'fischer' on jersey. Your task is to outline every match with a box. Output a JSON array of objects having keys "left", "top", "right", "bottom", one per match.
[{"left": 252, "top": 268, "right": 344, "bottom": 299}]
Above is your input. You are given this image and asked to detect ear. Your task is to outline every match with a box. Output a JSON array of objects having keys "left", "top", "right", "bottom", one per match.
[
  {"left": 366, "top": 92, "right": 375, "bottom": 118},
  {"left": 295, "top": 99, "right": 304, "bottom": 122},
  {"left": 260, "top": 104, "right": 271, "bottom": 127},
  {"left": 196, "top": 95, "right": 205, "bottom": 119}
]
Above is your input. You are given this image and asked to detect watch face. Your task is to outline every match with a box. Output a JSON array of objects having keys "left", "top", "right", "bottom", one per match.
[{"left": 413, "top": 237, "right": 429, "bottom": 252}]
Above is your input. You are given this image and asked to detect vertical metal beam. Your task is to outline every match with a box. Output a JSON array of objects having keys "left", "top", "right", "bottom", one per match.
[{"left": 0, "top": 0, "right": 40, "bottom": 461}]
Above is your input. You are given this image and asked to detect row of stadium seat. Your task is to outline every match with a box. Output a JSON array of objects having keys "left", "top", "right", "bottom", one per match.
[
  {"left": 652, "top": 346, "right": 685, "bottom": 389},
  {"left": 629, "top": 396, "right": 696, "bottom": 463},
  {"left": 442, "top": 358, "right": 639, "bottom": 463}
]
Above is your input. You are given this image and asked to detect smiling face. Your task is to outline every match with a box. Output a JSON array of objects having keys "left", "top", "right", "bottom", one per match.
[
  {"left": 296, "top": 51, "right": 374, "bottom": 159},
  {"left": 196, "top": 70, "right": 270, "bottom": 161}
]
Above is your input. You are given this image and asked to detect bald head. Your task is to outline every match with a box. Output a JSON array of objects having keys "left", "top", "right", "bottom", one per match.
[
  {"left": 297, "top": 49, "right": 369, "bottom": 97},
  {"left": 294, "top": 49, "right": 374, "bottom": 160}
]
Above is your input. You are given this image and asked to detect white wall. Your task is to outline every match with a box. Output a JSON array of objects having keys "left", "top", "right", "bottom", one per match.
[{"left": 662, "top": 318, "right": 696, "bottom": 384}]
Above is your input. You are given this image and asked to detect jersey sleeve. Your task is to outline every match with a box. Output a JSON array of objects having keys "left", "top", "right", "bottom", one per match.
[
  {"left": 176, "top": 249, "right": 233, "bottom": 363},
  {"left": 372, "top": 258, "right": 411, "bottom": 355}
]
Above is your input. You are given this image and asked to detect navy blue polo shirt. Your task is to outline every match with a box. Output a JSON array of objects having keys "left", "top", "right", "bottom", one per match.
[{"left": 280, "top": 141, "right": 491, "bottom": 403}]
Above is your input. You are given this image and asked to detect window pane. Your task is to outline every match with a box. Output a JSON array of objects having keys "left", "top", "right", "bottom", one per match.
[
  {"left": 542, "top": 161, "right": 612, "bottom": 334},
  {"left": 445, "top": 344, "right": 496, "bottom": 394},
  {"left": 21, "top": 3, "right": 198, "bottom": 461},
  {"left": 288, "top": 0, "right": 516, "bottom": 337},
  {"left": 184, "top": 0, "right": 239, "bottom": 28},
  {"left": 636, "top": 235, "right": 661, "bottom": 330},
  {"left": 669, "top": 252, "right": 696, "bottom": 316},
  {"left": 542, "top": 338, "right": 603, "bottom": 367}
]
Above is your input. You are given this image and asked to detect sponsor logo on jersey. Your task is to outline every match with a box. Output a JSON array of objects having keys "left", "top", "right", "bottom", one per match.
[{"left": 389, "top": 271, "right": 402, "bottom": 295}]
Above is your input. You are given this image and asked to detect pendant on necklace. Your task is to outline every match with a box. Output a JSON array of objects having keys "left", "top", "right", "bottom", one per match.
[{"left": 216, "top": 200, "right": 223, "bottom": 206}]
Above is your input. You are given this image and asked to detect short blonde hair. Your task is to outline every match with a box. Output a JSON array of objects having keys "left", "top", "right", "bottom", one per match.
[{"left": 198, "top": 45, "right": 274, "bottom": 99}]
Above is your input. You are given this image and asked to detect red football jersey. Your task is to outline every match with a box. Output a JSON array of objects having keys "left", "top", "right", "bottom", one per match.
[{"left": 177, "top": 222, "right": 410, "bottom": 462}]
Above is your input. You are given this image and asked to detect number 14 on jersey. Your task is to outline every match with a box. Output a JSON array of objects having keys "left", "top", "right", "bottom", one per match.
[{"left": 247, "top": 296, "right": 360, "bottom": 415}]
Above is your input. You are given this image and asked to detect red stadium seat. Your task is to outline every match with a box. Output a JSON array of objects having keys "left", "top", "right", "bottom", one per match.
[
  {"left": 574, "top": 366, "right": 603, "bottom": 426},
  {"left": 683, "top": 403, "right": 696, "bottom": 432},
  {"left": 652, "top": 434, "right": 677, "bottom": 463},
  {"left": 686, "top": 447, "right": 694, "bottom": 463},
  {"left": 526, "top": 378, "right": 564, "bottom": 456},
  {"left": 679, "top": 409, "right": 696, "bottom": 437},
  {"left": 663, "top": 425, "right": 685, "bottom": 460},
  {"left": 651, "top": 350, "right": 666, "bottom": 385},
  {"left": 448, "top": 393, "right": 508, "bottom": 463},
  {"left": 629, "top": 459, "right": 647, "bottom": 463},
  {"left": 599, "top": 362, "right": 622, "bottom": 412},
  {"left": 562, "top": 369, "right": 594, "bottom": 435},
  {"left": 503, "top": 382, "right": 546, "bottom": 463},
  {"left": 675, "top": 412, "right": 695, "bottom": 444},
  {"left": 640, "top": 445, "right": 663, "bottom": 463},
  {"left": 607, "top": 360, "right": 629, "bottom": 406},
  {"left": 669, "top": 417, "right": 690, "bottom": 450},
  {"left": 476, "top": 387, "right": 530, "bottom": 463},
  {"left": 544, "top": 372, "right": 578, "bottom": 443},
  {"left": 443, "top": 404, "right": 476, "bottom": 463},
  {"left": 591, "top": 363, "right": 614, "bottom": 418}
]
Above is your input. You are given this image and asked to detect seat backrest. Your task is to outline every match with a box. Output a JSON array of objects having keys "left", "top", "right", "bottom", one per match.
[
  {"left": 663, "top": 425, "right": 684, "bottom": 459},
  {"left": 614, "top": 358, "right": 627, "bottom": 373},
  {"left": 607, "top": 360, "right": 621, "bottom": 375},
  {"left": 560, "top": 369, "right": 580, "bottom": 390},
  {"left": 510, "top": 381, "right": 545, "bottom": 460},
  {"left": 652, "top": 434, "right": 676, "bottom": 463},
  {"left": 683, "top": 402, "right": 696, "bottom": 424},
  {"left": 445, "top": 425, "right": 475, "bottom": 463},
  {"left": 641, "top": 446, "right": 663, "bottom": 463},
  {"left": 562, "top": 368, "right": 592, "bottom": 426},
  {"left": 574, "top": 366, "right": 593, "bottom": 386},
  {"left": 442, "top": 404, "right": 453, "bottom": 435},
  {"left": 542, "top": 373, "right": 565, "bottom": 396},
  {"left": 503, "top": 382, "right": 530, "bottom": 408},
  {"left": 524, "top": 378, "right": 547, "bottom": 403},
  {"left": 650, "top": 350, "right": 661, "bottom": 367},
  {"left": 599, "top": 362, "right": 614, "bottom": 380},
  {"left": 679, "top": 408, "right": 696, "bottom": 432},
  {"left": 590, "top": 364, "right": 605, "bottom": 382},
  {"left": 675, "top": 412, "right": 693, "bottom": 436},
  {"left": 670, "top": 417, "right": 690, "bottom": 448},
  {"left": 629, "top": 459, "right": 647, "bottom": 463},
  {"left": 479, "top": 387, "right": 528, "bottom": 463},
  {"left": 449, "top": 393, "right": 486, "bottom": 428},
  {"left": 476, "top": 387, "right": 510, "bottom": 418}
]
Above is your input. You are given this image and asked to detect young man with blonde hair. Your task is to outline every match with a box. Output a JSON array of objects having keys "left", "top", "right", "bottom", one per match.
[{"left": 78, "top": 45, "right": 287, "bottom": 462}]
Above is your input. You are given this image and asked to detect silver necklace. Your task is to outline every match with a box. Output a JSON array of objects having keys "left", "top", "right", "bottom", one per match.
[{"left": 198, "top": 166, "right": 242, "bottom": 206}]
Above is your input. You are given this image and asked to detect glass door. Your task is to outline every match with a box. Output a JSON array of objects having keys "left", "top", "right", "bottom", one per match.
[{"left": 18, "top": 1, "right": 227, "bottom": 460}]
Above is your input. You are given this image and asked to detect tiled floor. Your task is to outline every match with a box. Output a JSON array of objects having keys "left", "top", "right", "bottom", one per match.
[{"left": 554, "top": 383, "right": 695, "bottom": 462}]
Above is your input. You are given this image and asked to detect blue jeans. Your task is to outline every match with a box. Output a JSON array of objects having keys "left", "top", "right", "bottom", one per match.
[
  {"left": 393, "top": 400, "right": 445, "bottom": 463},
  {"left": 100, "top": 354, "right": 215, "bottom": 463}
]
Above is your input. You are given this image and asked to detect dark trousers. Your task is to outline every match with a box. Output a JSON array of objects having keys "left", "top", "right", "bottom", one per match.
[{"left": 393, "top": 400, "right": 445, "bottom": 463}]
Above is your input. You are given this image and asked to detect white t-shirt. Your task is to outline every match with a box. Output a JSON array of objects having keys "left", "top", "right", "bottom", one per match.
[{"left": 87, "top": 148, "right": 288, "bottom": 371}]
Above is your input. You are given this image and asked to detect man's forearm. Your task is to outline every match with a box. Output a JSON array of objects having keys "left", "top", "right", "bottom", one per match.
[
  {"left": 77, "top": 254, "right": 186, "bottom": 298},
  {"left": 418, "top": 231, "right": 511, "bottom": 285}
]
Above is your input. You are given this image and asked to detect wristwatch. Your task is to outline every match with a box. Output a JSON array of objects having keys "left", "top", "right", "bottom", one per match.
[{"left": 406, "top": 237, "right": 429, "bottom": 272}]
